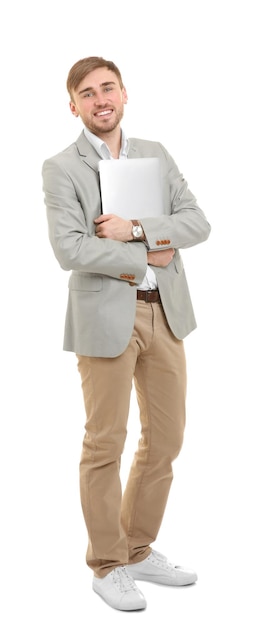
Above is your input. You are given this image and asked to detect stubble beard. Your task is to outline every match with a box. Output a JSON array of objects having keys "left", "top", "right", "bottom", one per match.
[{"left": 87, "top": 104, "right": 124, "bottom": 137}]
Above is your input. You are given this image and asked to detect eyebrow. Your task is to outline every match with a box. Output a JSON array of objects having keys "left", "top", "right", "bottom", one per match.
[{"left": 78, "top": 81, "right": 116, "bottom": 95}]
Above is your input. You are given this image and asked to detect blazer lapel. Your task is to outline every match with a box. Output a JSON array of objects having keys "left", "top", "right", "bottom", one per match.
[
  {"left": 127, "top": 140, "right": 139, "bottom": 158},
  {"left": 75, "top": 131, "right": 101, "bottom": 172}
]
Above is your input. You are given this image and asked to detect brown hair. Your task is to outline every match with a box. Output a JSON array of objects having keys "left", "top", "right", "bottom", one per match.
[{"left": 66, "top": 56, "right": 124, "bottom": 100}]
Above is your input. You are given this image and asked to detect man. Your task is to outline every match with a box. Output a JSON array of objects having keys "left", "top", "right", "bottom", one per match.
[{"left": 42, "top": 56, "right": 211, "bottom": 612}]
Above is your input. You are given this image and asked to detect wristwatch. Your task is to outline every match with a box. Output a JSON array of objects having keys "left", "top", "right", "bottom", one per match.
[{"left": 131, "top": 220, "right": 144, "bottom": 240}]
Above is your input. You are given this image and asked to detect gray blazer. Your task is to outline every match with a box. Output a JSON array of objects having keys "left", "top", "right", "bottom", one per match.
[{"left": 42, "top": 131, "right": 211, "bottom": 357}]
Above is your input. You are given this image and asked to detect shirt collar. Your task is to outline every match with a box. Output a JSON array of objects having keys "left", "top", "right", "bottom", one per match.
[{"left": 83, "top": 127, "right": 129, "bottom": 160}]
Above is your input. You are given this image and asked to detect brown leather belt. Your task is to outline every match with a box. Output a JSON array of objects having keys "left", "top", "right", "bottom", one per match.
[{"left": 137, "top": 289, "right": 161, "bottom": 303}]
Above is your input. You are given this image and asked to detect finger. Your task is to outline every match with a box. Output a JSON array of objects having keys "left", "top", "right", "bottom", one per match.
[{"left": 94, "top": 214, "right": 114, "bottom": 224}]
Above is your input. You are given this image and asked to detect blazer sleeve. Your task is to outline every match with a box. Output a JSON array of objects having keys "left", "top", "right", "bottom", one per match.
[
  {"left": 42, "top": 156, "right": 147, "bottom": 284},
  {"left": 140, "top": 142, "right": 211, "bottom": 251}
]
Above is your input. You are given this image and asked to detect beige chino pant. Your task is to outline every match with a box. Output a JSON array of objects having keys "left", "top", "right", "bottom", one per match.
[{"left": 77, "top": 300, "right": 187, "bottom": 578}]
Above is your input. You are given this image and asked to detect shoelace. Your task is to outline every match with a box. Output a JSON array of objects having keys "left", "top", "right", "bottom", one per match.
[
  {"left": 150, "top": 550, "right": 180, "bottom": 571},
  {"left": 152, "top": 549, "right": 168, "bottom": 562},
  {"left": 112, "top": 567, "right": 138, "bottom": 592}
]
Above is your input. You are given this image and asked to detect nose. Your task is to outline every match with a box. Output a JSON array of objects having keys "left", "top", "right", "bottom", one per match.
[{"left": 94, "top": 91, "right": 108, "bottom": 107}]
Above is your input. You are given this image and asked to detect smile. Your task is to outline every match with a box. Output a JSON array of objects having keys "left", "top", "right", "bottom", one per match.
[{"left": 95, "top": 109, "right": 113, "bottom": 117}]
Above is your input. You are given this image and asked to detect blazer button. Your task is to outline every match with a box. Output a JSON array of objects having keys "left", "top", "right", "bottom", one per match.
[
  {"left": 156, "top": 239, "right": 171, "bottom": 246},
  {"left": 120, "top": 273, "right": 135, "bottom": 280}
]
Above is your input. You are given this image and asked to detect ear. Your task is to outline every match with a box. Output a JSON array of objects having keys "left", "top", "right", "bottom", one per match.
[
  {"left": 69, "top": 101, "right": 79, "bottom": 117},
  {"left": 122, "top": 87, "right": 128, "bottom": 104}
]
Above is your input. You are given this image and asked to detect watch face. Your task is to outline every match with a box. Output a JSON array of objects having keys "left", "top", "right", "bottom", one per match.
[{"left": 133, "top": 225, "right": 143, "bottom": 238}]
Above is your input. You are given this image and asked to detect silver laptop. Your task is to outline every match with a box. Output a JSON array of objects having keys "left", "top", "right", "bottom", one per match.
[{"left": 98, "top": 157, "right": 164, "bottom": 219}]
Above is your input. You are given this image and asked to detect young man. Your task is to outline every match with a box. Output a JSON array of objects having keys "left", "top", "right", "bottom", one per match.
[{"left": 42, "top": 56, "right": 211, "bottom": 612}]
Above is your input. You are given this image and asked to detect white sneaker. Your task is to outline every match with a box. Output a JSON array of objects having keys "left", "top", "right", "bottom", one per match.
[
  {"left": 126, "top": 549, "right": 198, "bottom": 586},
  {"left": 92, "top": 566, "right": 147, "bottom": 611}
]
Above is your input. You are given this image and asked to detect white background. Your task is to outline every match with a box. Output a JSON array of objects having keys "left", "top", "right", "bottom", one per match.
[{"left": 1, "top": 1, "right": 271, "bottom": 624}]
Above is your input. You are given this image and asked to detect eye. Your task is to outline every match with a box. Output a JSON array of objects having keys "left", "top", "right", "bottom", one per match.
[
  {"left": 104, "top": 86, "right": 113, "bottom": 92},
  {"left": 83, "top": 91, "right": 94, "bottom": 98}
]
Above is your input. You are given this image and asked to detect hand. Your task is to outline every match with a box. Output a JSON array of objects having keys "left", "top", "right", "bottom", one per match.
[
  {"left": 94, "top": 214, "right": 132, "bottom": 241},
  {"left": 147, "top": 248, "right": 175, "bottom": 267}
]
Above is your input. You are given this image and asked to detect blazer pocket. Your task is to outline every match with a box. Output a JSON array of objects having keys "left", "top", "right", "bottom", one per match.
[{"left": 68, "top": 273, "right": 102, "bottom": 292}]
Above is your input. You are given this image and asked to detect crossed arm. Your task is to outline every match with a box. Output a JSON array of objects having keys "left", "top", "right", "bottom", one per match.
[{"left": 94, "top": 213, "right": 175, "bottom": 268}]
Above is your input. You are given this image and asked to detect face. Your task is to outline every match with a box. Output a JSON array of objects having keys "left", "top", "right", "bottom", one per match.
[{"left": 69, "top": 67, "right": 128, "bottom": 137}]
